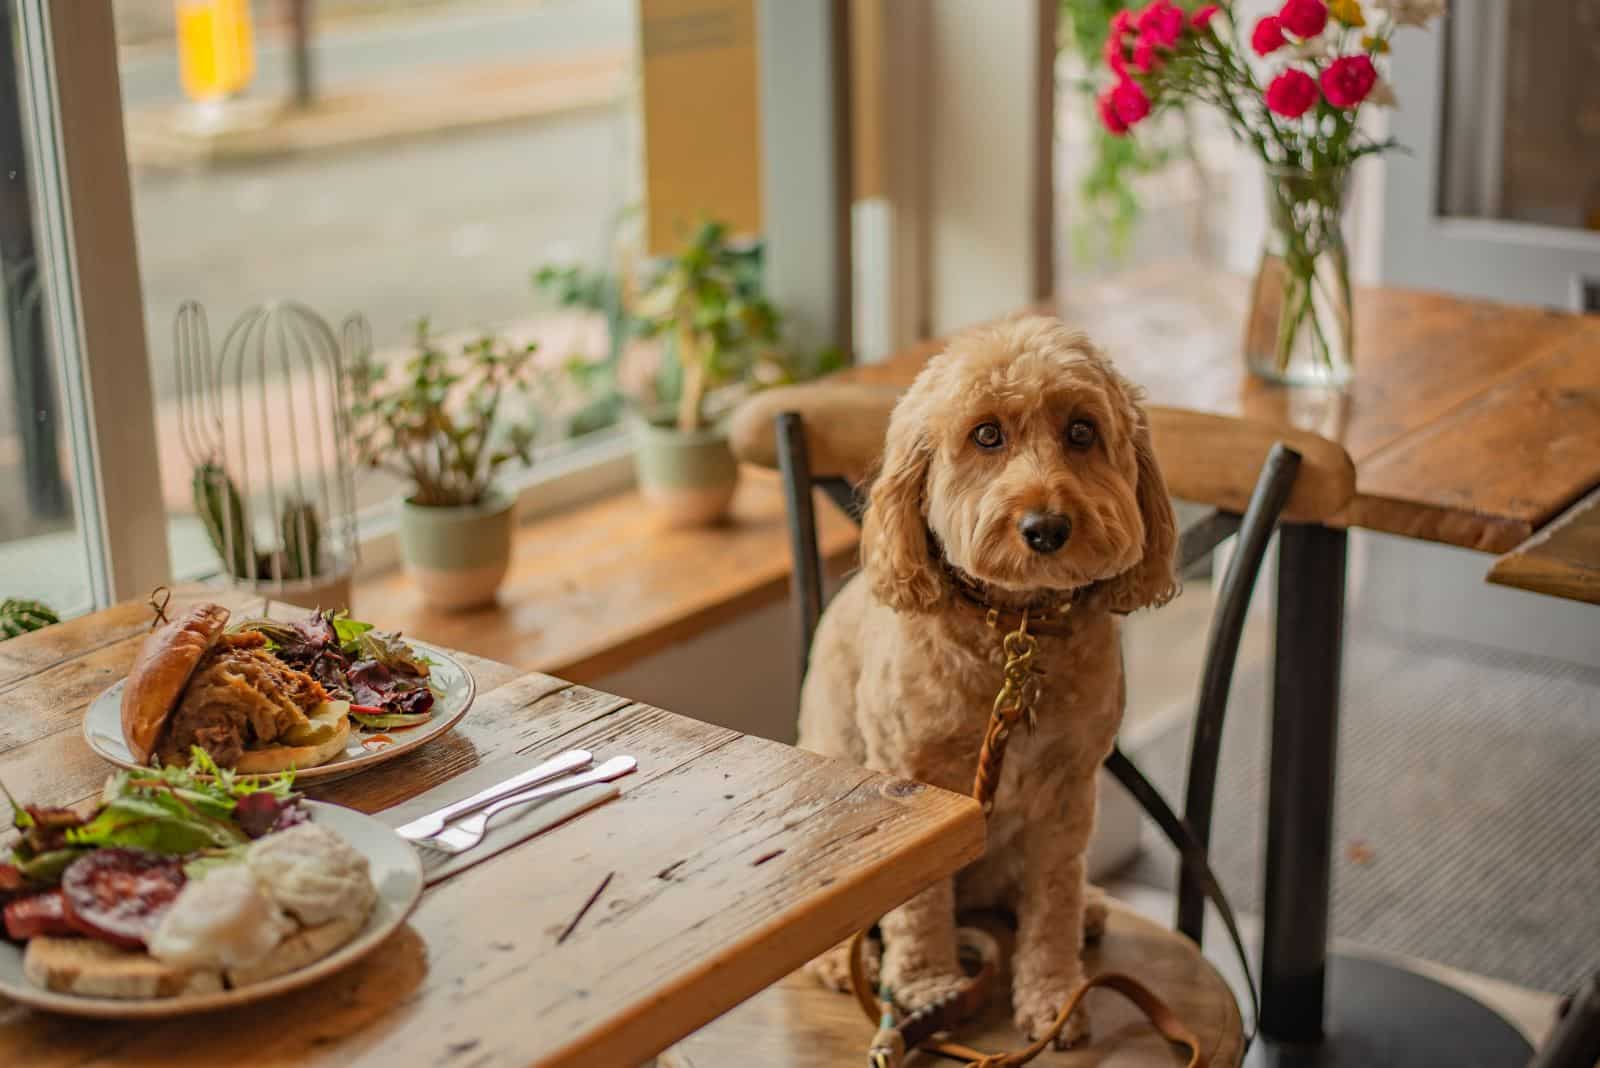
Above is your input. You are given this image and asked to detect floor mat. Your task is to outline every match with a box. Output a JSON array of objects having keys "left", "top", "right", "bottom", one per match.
[{"left": 1124, "top": 618, "right": 1600, "bottom": 994}]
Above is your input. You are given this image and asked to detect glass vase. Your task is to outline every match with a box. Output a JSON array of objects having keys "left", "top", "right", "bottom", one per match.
[{"left": 1243, "top": 164, "right": 1354, "bottom": 388}]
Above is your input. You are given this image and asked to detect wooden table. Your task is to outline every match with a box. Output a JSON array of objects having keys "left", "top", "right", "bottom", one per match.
[
  {"left": 845, "top": 265, "right": 1600, "bottom": 1066},
  {"left": 0, "top": 590, "right": 985, "bottom": 1067}
]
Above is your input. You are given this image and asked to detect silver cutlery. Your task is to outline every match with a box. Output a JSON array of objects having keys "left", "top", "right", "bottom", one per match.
[
  {"left": 396, "top": 748, "right": 592, "bottom": 841},
  {"left": 415, "top": 755, "right": 637, "bottom": 861}
]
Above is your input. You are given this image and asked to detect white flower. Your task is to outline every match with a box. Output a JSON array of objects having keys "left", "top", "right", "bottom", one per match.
[
  {"left": 1370, "top": 0, "right": 1446, "bottom": 27},
  {"left": 1369, "top": 76, "right": 1399, "bottom": 109},
  {"left": 1293, "top": 36, "right": 1333, "bottom": 61}
]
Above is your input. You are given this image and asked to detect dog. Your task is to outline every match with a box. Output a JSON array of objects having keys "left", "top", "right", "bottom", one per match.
[{"left": 797, "top": 316, "right": 1177, "bottom": 1046}]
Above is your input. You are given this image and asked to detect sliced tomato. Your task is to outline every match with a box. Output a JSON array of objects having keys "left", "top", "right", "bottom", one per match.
[
  {"left": 60, "top": 849, "right": 186, "bottom": 949},
  {"left": 4, "top": 890, "right": 77, "bottom": 941}
]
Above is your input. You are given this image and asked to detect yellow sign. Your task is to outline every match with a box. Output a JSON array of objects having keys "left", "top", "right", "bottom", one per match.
[
  {"left": 176, "top": 0, "right": 256, "bottom": 102},
  {"left": 639, "top": 0, "right": 762, "bottom": 255}
]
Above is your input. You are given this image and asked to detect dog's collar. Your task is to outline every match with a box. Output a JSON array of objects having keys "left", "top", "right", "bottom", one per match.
[{"left": 941, "top": 561, "right": 1088, "bottom": 638}]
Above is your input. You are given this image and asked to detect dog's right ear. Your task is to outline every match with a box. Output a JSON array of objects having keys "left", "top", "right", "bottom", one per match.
[{"left": 861, "top": 397, "right": 943, "bottom": 614}]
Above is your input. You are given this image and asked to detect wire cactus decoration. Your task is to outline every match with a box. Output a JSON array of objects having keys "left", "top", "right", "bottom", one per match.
[{"left": 174, "top": 300, "right": 363, "bottom": 606}]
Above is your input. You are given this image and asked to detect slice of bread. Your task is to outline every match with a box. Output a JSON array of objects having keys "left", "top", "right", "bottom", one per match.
[
  {"left": 225, "top": 911, "right": 365, "bottom": 987},
  {"left": 23, "top": 937, "right": 223, "bottom": 999}
]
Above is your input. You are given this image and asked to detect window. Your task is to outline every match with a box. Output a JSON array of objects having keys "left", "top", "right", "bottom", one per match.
[
  {"left": 112, "top": 0, "right": 642, "bottom": 584},
  {"left": 0, "top": 3, "right": 96, "bottom": 612}
]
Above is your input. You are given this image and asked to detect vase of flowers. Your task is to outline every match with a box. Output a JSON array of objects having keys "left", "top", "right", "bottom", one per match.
[
  {"left": 1097, "top": 0, "right": 1444, "bottom": 387},
  {"left": 348, "top": 321, "right": 543, "bottom": 611}
]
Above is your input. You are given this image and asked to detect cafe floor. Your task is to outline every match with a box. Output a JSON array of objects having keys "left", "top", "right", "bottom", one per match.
[{"left": 1117, "top": 570, "right": 1600, "bottom": 998}]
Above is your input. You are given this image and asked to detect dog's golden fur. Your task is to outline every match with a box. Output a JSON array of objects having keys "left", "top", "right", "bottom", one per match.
[{"left": 798, "top": 317, "right": 1177, "bottom": 1046}]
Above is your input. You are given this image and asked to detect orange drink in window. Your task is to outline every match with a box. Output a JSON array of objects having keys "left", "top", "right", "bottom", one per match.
[{"left": 175, "top": 0, "right": 256, "bottom": 102}]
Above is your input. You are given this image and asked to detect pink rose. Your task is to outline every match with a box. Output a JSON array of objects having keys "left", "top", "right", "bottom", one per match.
[
  {"left": 1133, "top": 37, "right": 1162, "bottom": 72},
  {"left": 1097, "top": 87, "right": 1130, "bottom": 135},
  {"left": 1191, "top": 5, "right": 1221, "bottom": 29},
  {"left": 1110, "top": 8, "right": 1136, "bottom": 39},
  {"left": 1252, "top": 15, "right": 1286, "bottom": 55},
  {"left": 1321, "top": 54, "right": 1377, "bottom": 108},
  {"left": 1136, "top": 0, "right": 1185, "bottom": 48},
  {"left": 1279, "top": 0, "right": 1329, "bottom": 38},
  {"left": 1265, "top": 68, "right": 1319, "bottom": 117},
  {"left": 1111, "top": 77, "right": 1152, "bottom": 125}
]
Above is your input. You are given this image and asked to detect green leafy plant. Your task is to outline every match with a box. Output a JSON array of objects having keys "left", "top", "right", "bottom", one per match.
[
  {"left": 347, "top": 320, "right": 543, "bottom": 508},
  {"left": 633, "top": 220, "right": 782, "bottom": 432},
  {"left": 534, "top": 220, "right": 847, "bottom": 433},
  {"left": 533, "top": 261, "right": 634, "bottom": 438},
  {"left": 0, "top": 598, "right": 57, "bottom": 640}
]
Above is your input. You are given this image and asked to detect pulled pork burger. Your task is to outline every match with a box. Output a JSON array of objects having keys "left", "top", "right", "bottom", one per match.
[{"left": 121, "top": 604, "right": 351, "bottom": 772}]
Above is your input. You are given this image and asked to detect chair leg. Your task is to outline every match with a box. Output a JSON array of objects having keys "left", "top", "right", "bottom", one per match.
[
  {"left": 1176, "top": 444, "right": 1302, "bottom": 945},
  {"left": 776, "top": 413, "right": 824, "bottom": 704}
]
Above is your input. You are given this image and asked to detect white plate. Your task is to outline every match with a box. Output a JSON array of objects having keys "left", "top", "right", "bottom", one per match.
[
  {"left": 0, "top": 801, "right": 423, "bottom": 1018},
  {"left": 83, "top": 640, "right": 476, "bottom": 784}
]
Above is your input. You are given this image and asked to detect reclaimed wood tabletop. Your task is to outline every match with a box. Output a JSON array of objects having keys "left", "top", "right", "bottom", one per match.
[
  {"left": 0, "top": 589, "right": 986, "bottom": 1068},
  {"left": 848, "top": 263, "right": 1600, "bottom": 555}
]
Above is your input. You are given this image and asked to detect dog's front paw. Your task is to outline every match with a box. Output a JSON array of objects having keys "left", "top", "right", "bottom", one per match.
[
  {"left": 890, "top": 969, "right": 969, "bottom": 1014},
  {"left": 1013, "top": 982, "right": 1090, "bottom": 1049},
  {"left": 806, "top": 937, "right": 878, "bottom": 993}
]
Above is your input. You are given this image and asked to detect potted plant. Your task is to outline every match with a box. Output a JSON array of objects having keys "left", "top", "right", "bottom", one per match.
[
  {"left": 536, "top": 219, "right": 844, "bottom": 526},
  {"left": 348, "top": 321, "right": 541, "bottom": 611}
]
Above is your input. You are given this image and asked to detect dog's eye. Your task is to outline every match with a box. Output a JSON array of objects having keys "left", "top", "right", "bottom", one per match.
[
  {"left": 1066, "top": 419, "right": 1097, "bottom": 450},
  {"left": 971, "top": 422, "right": 1004, "bottom": 450}
]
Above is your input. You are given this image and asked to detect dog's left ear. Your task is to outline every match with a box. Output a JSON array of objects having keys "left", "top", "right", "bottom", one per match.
[{"left": 1097, "top": 414, "right": 1178, "bottom": 614}]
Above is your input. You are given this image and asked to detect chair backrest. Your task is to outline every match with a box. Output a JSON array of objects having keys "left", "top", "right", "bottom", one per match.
[{"left": 739, "top": 388, "right": 1356, "bottom": 949}]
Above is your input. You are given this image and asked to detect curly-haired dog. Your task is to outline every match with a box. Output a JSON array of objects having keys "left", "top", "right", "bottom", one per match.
[{"left": 798, "top": 316, "right": 1177, "bottom": 1046}]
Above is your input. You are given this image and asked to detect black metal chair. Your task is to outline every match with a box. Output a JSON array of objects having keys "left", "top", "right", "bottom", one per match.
[{"left": 772, "top": 407, "right": 1301, "bottom": 953}]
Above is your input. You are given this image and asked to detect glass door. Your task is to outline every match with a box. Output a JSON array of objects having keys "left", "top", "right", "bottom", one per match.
[{"left": 1382, "top": 2, "right": 1600, "bottom": 308}]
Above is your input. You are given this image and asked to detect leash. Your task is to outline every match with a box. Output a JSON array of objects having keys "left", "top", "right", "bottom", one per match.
[{"left": 850, "top": 608, "right": 1258, "bottom": 1067}]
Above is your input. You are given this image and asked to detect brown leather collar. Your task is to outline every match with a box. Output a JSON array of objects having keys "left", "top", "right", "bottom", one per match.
[{"left": 942, "top": 561, "right": 1088, "bottom": 638}]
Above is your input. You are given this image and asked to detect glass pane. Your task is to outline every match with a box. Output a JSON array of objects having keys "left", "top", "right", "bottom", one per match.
[
  {"left": 113, "top": 0, "right": 639, "bottom": 580},
  {"left": 0, "top": 3, "right": 94, "bottom": 616},
  {"left": 1440, "top": 2, "right": 1600, "bottom": 231}
]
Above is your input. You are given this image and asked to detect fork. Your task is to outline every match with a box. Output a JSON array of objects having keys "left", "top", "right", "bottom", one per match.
[{"left": 415, "top": 755, "right": 637, "bottom": 861}]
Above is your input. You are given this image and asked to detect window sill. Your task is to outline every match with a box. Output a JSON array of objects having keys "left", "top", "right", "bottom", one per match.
[{"left": 349, "top": 466, "right": 861, "bottom": 684}]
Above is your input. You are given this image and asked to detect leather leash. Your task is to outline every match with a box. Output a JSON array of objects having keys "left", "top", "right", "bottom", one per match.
[{"left": 850, "top": 608, "right": 1258, "bottom": 1068}]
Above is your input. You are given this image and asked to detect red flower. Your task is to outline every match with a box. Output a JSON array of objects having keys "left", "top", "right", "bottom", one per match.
[
  {"left": 1265, "top": 68, "right": 1319, "bottom": 117},
  {"left": 1133, "top": 37, "right": 1162, "bottom": 72},
  {"left": 1252, "top": 15, "right": 1286, "bottom": 55},
  {"left": 1111, "top": 77, "right": 1152, "bottom": 126},
  {"left": 1279, "top": 0, "right": 1329, "bottom": 38},
  {"left": 1098, "top": 88, "right": 1130, "bottom": 135},
  {"left": 1321, "top": 54, "right": 1377, "bottom": 108},
  {"left": 1191, "top": 5, "right": 1221, "bottom": 29},
  {"left": 1136, "top": 0, "right": 1185, "bottom": 49},
  {"left": 1105, "top": 9, "right": 1135, "bottom": 73}
]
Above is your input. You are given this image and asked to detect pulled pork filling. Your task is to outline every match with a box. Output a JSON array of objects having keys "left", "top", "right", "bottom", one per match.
[{"left": 156, "top": 632, "right": 329, "bottom": 768}]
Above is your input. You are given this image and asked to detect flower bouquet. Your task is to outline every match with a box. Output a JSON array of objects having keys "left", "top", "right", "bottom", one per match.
[{"left": 1097, "top": 0, "right": 1445, "bottom": 385}]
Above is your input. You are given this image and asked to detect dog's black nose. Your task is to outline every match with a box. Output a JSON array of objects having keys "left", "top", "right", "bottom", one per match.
[{"left": 1019, "top": 511, "right": 1071, "bottom": 554}]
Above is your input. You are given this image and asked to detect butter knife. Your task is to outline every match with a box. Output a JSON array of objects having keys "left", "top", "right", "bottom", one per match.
[{"left": 395, "top": 748, "right": 592, "bottom": 841}]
